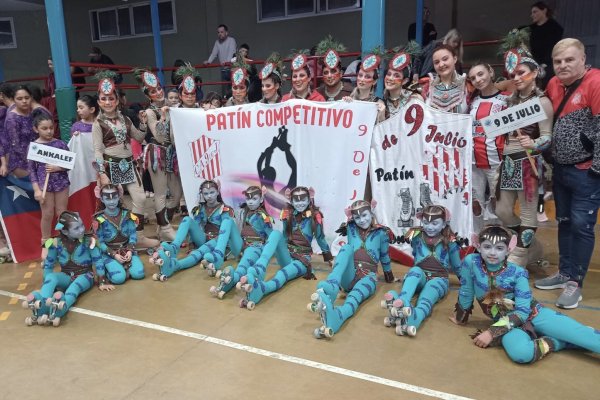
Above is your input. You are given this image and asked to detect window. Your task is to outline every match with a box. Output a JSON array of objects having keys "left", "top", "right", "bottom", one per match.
[
  {"left": 0, "top": 17, "right": 17, "bottom": 49},
  {"left": 90, "top": 0, "right": 176, "bottom": 42},
  {"left": 258, "top": 0, "right": 360, "bottom": 22}
]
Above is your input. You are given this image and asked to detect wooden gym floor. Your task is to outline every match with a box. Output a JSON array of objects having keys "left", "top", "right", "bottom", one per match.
[{"left": 0, "top": 200, "right": 598, "bottom": 400}]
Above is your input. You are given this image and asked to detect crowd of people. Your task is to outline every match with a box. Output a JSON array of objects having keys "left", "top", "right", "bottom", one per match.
[{"left": 0, "top": 1, "right": 599, "bottom": 363}]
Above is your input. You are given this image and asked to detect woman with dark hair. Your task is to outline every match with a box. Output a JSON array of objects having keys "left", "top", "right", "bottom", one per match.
[
  {"left": 494, "top": 29, "right": 553, "bottom": 268},
  {"left": 529, "top": 1, "right": 563, "bottom": 89},
  {"left": 259, "top": 53, "right": 284, "bottom": 104},
  {"left": 421, "top": 44, "right": 469, "bottom": 114},
  {"left": 282, "top": 51, "right": 325, "bottom": 102}
]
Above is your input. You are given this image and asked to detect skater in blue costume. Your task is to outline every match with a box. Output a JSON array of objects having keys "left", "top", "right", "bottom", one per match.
[
  {"left": 451, "top": 225, "right": 600, "bottom": 363},
  {"left": 149, "top": 179, "right": 242, "bottom": 281},
  {"left": 92, "top": 184, "right": 145, "bottom": 289},
  {"left": 210, "top": 185, "right": 276, "bottom": 299},
  {"left": 308, "top": 199, "right": 395, "bottom": 339},
  {"left": 237, "top": 186, "right": 333, "bottom": 310},
  {"left": 381, "top": 205, "right": 462, "bottom": 337},
  {"left": 22, "top": 211, "right": 101, "bottom": 326}
]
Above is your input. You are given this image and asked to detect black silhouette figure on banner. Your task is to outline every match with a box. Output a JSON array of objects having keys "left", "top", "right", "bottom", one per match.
[{"left": 257, "top": 125, "right": 297, "bottom": 210}]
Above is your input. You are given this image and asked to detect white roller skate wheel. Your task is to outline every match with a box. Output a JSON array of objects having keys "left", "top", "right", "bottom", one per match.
[
  {"left": 383, "top": 316, "right": 393, "bottom": 327},
  {"left": 159, "top": 275, "right": 168, "bottom": 282},
  {"left": 200, "top": 259, "right": 208, "bottom": 269},
  {"left": 324, "top": 327, "right": 334, "bottom": 338},
  {"left": 21, "top": 300, "right": 30, "bottom": 309},
  {"left": 406, "top": 326, "right": 417, "bottom": 337},
  {"left": 313, "top": 327, "right": 323, "bottom": 339},
  {"left": 209, "top": 286, "right": 218, "bottom": 295},
  {"left": 380, "top": 300, "right": 389, "bottom": 309},
  {"left": 152, "top": 273, "right": 160, "bottom": 281},
  {"left": 235, "top": 282, "right": 243, "bottom": 291},
  {"left": 243, "top": 284, "right": 252, "bottom": 293},
  {"left": 215, "top": 270, "right": 222, "bottom": 279},
  {"left": 38, "top": 315, "right": 49, "bottom": 325},
  {"left": 390, "top": 308, "right": 400, "bottom": 318},
  {"left": 25, "top": 317, "right": 33, "bottom": 326},
  {"left": 52, "top": 317, "right": 61, "bottom": 327},
  {"left": 310, "top": 292, "right": 319, "bottom": 302},
  {"left": 395, "top": 325, "right": 406, "bottom": 336},
  {"left": 246, "top": 301, "right": 255, "bottom": 310},
  {"left": 223, "top": 276, "right": 232, "bottom": 284},
  {"left": 307, "top": 303, "right": 315, "bottom": 312},
  {"left": 217, "top": 291, "right": 225, "bottom": 299},
  {"left": 403, "top": 307, "right": 412, "bottom": 317}
]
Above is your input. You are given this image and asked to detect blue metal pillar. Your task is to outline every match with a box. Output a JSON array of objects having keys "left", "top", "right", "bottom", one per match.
[
  {"left": 416, "top": 0, "right": 424, "bottom": 45},
  {"left": 361, "top": 0, "right": 385, "bottom": 97},
  {"left": 45, "top": 0, "right": 75, "bottom": 142},
  {"left": 150, "top": 0, "right": 166, "bottom": 85},
  {"left": 0, "top": 56, "right": 4, "bottom": 82}
]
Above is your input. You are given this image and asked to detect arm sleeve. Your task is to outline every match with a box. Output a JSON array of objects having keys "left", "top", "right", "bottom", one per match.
[
  {"left": 92, "top": 121, "right": 105, "bottom": 170},
  {"left": 207, "top": 41, "right": 219, "bottom": 63},
  {"left": 457, "top": 255, "right": 476, "bottom": 311},
  {"left": 94, "top": 223, "right": 109, "bottom": 253},
  {"left": 532, "top": 97, "right": 554, "bottom": 152},
  {"left": 587, "top": 80, "right": 600, "bottom": 175},
  {"left": 488, "top": 268, "right": 533, "bottom": 339},
  {"left": 42, "top": 244, "right": 58, "bottom": 278},
  {"left": 128, "top": 117, "right": 146, "bottom": 142},
  {"left": 4, "top": 113, "right": 17, "bottom": 159},
  {"left": 28, "top": 160, "right": 41, "bottom": 185},
  {"left": 314, "top": 219, "right": 331, "bottom": 254},
  {"left": 379, "top": 228, "right": 392, "bottom": 272},
  {"left": 449, "top": 242, "right": 463, "bottom": 277},
  {"left": 124, "top": 219, "right": 138, "bottom": 246}
]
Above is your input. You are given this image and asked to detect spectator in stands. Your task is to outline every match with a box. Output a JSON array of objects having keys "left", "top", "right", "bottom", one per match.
[
  {"left": 534, "top": 38, "right": 600, "bottom": 310},
  {"left": 529, "top": 1, "right": 563, "bottom": 89},
  {"left": 88, "top": 47, "right": 122, "bottom": 84},
  {"left": 231, "top": 43, "right": 260, "bottom": 102},
  {"left": 204, "top": 24, "right": 237, "bottom": 96},
  {"left": 408, "top": 6, "right": 437, "bottom": 47}
]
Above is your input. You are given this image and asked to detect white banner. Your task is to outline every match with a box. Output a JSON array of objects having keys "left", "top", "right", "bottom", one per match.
[
  {"left": 171, "top": 100, "right": 378, "bottom": 244},
  {"left": 370, "top": 98, "right": 473, "bottom": 240},
  {"left": 481, "top": 96, "right": 546, "bottom": 138},
  {"left": 27, "top": 142, "right": 77, "bottom": 170}
]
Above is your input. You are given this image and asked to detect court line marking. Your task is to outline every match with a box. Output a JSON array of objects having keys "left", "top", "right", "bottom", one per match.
[{"left": 0, "top": 289, "right": 474, "bottom": 400}]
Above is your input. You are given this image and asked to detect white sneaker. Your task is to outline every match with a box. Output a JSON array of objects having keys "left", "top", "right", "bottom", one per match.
[{"left": 537, "top": 212, "right": 549, "bottom": 223}]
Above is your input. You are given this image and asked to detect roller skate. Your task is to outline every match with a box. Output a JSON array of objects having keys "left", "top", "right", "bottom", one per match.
[
  {"left": 395, "top": 324, "right": 417, "bottom": 337},
  {"left": 312, "top": 290, "right": 341, "bottom": 339},
  {"left": 397, "top": 188, "right": 415, "bottom": 228},
  {"left": 42, "top": 291, "right": 65, "bottom": 327},
  {"left": 22, "top": 293, "right": 44, "bottom": 326},
  {"left": 388, "top": 298, "right": 412, "bottom": 329},
  {"left": 202, "top": 249, "right": 225, "bottom": 277},
  {"left": 149, "top": 244, "right": 176, "bottom": 282},
  {"left": 237, "top": 273, "right": 265, "bottom": 310},
  {"left": 380, "top": 293, "right": 397, "bottom": 327},
  {"left": 209, "top": 265, "right": 234, "bottom": 299}
]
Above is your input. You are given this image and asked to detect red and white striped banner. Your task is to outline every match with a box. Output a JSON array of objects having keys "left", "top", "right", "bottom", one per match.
[{"left": 189, "top": 135, "right": 221, "bottom": 180}]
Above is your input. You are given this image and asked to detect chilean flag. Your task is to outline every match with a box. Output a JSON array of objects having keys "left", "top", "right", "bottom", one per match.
[
  {"left": 0, "top": 134, "right": 97, "bottom": 263},
  {"left": 67, "top": 132, "right": 97, "bottom": 229},
  {"left": 0, "top": 175, "right": 42, "bottom": 263}
]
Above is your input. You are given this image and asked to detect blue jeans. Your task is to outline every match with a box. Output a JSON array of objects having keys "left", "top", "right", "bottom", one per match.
[{"left": 553, "top": 164, "right": 600, "bottom": 286}]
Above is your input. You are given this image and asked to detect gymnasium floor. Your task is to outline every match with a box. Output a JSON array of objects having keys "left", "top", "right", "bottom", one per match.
[{"left": 0, "top": 203, "right": 599, "bottom": 400}]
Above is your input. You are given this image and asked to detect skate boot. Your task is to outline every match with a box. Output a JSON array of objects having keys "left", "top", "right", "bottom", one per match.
[
  {"left": 158, "top": 224, "right": 176, "bottom": 242},
  {"left": 508, "top": 246, "right": 529, "bottom": 269},
  {"left": 419, "top": 183, "right": 433, "bottom": 209},
  {"left": 312, "top": 289, "right": 341, "bottom": 339},
  {"left": 22, "top": 293, "right": 44, "bottom": 326},
  {"left": 136, "top": 233, "right": 160, "bottom": 252},
  {"left": 44, "top": 291, "right": 65, "bottom": 327},
  {"left": 209, "top": 265, "right": 234, "bottom": 299},
  {"left": 237, "top": 273, "right": 265, "bottom": 310},
  {"left": 397, "top": 188, "right": 415, "bottom": 228},
  {"left": 202, "top": 249, "right": 225, "bottom": 277},
  {"left": 387, "top": 298, "right": 412, "bottom": 328},
  {"left": 149, "top": 245, "right": 175, "bottom": 282}
]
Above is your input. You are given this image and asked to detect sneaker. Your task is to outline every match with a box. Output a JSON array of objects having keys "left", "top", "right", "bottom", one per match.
[
  {"left": 534, "top": 272, "right": 569, "bottom": 290},
  {"left": 556, "top": 281, "right": 583, "bottom": 309},
  {"left": 537, "top": 211, "right": 549, "bottom": 223}
]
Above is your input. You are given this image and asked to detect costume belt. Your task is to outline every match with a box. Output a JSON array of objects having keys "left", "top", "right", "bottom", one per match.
[{"left": 504, "top": 151, "right": 540, "bottom": 162}]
